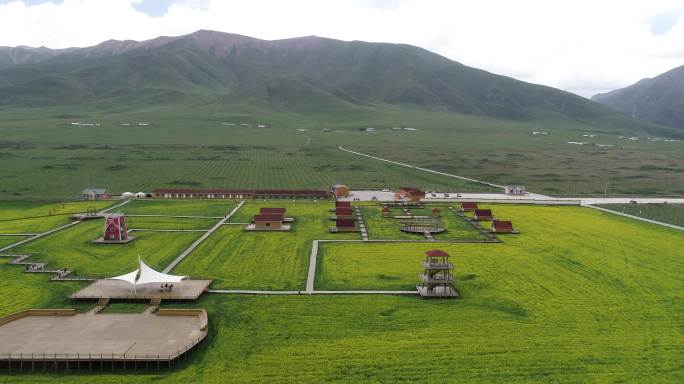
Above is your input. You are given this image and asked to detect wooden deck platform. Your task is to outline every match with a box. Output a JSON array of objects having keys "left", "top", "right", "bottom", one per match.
[
  {"left": 0, "top": 309, "right": 207, "bottom": 364},
  {"left": 70, "top": 279, "right": 212, "bottom": 300}
]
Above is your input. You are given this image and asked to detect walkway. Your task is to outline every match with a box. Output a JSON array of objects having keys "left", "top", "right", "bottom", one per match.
[
  {"left": 0, "top": 221, "right": 82, "bottom": 253},
  {"left": 162, "top": 201, "right": 245, "bottom": 273}
]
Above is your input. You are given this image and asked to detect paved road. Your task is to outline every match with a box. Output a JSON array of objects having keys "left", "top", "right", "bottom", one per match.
[{"left": 163, "top": 201, "right": 245, "bottom": 273}]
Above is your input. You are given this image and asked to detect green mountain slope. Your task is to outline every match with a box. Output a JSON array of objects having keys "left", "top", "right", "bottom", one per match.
[
  {"left": 0, "top": 30, "right": 678, "bottom": 137},
  {"left": 592, "top": 64, "right": 684, "bottom": 129}
]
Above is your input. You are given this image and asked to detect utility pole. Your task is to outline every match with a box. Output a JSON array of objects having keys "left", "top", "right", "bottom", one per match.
[{"left": 604, "top": 182, "right": 609, "bottom": 198}]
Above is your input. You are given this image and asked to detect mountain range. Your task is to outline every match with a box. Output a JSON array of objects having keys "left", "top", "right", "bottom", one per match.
[
  {"left": 592, "top": 64, "right": 684, "bottom": 130},
  {"left": 0, "top": 30, "right": 678, "bottom": 137}
]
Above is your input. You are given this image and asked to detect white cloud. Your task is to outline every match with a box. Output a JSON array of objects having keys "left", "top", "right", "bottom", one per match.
[{"left": 1, "top": 0, "right": 683, "bottom": 96}]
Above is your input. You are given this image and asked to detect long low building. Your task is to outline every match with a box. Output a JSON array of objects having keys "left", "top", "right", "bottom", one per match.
[{"left": 152, "top": 189, "right": 331, "bottom": 199}]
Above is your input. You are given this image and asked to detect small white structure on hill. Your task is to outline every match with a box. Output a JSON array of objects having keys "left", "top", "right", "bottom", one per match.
[
  {"left": 121, "top": 192, "right": 135, "bottom": 199},
  {"left": 82, "top": 188, "right": 108, "bottom": 200},
  {"left": 135, "top": 192, "right": 146, "bottom": 198},
  {"left": 504, "top": 185, "right": 526, "bottom": 196}
]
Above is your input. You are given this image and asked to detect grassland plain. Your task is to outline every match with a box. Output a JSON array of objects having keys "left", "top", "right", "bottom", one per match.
[
  {"left": 0, "top": 200, "right": 113, "bottom": 233},
  {"left": 173, "top": 201, "right": 358, "bottom": 290},
  {"left": 0, "top": 204, "right": 681, "bottom": 382},
  {"left": 12, "top": 219, "right": 204, "bottom": 277},
  {"left": 598, "top": 203, "right": 684, "bottom": 227},
  {"left": 1, "top": 105, "right": 682, "bottom": 199}
]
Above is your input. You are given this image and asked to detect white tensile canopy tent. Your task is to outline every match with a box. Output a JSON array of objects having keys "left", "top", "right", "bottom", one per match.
[{"left": 108, "top": 259, "right": 186, "bottom": 293}]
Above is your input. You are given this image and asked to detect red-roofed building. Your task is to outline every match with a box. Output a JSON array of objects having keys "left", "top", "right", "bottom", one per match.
[
  {"left": 381, "top": 206, "right": 391, "bottom": 217},
  {"left": 260, "top": 207, "right": 286, "bottom": 215},
  {"left": 396, "top": 188, "right": 425, "bottom": 202},
  {"left": 491, "top": 220, "right": 516, "bottom": 233},
  {"left": 253, "top": 214, "right": 284, "bottom": 229},
  {"left": 425, "top": 250, "right": 450, "bottom": 258},
  {"left": 473, "top": 209, "right": 494, "bottom": 221},
  {"left": 335, "top": 201, "right": 351, "bottom": 209},
  {"left": 460, "top": 202, "right": 478, "bottom": 211}
]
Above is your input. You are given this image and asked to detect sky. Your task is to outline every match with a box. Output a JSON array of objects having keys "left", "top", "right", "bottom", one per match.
[{"left": 1, "top": 0, "right": 683, "bottom": 97}]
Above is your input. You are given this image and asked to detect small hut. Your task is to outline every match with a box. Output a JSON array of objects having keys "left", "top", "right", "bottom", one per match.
[
  {"left": 460, "top": 202, "right": 478, "bottom": 212},
  {"left": 381, "top": 206, "right": 391, "bottom": 217},
  {"left": 491, "top": 220, "right": 518, "bottom": 234},
  {"left": 473, "top": 209, "right": 494, "bottom": 221},
  {"left": 431, "top": 207, "right": 441, "bottom": 218},
  {"left": 417, "top": 250, "right": 458, "bottom": 298},
  {"left": 259, "top": 207, "right": 292, "bottom": 222},
  {"left": 245, "top": 213, "right": 291, "bottom": 231}
]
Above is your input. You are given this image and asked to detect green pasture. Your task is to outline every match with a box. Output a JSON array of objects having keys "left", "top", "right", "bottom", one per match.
[
  {"left": 12, "top": 220, "right": 203, "bottom": 277},
  {"left": 119, "top": 199, "right": 235, "bottom": 217},
  {"left": 0, "top": 203, "right": 682, "bottom": 382},
  {"left": 0, "top": 200, "right": 113, "bottom": 233},
  {"left": 126, "top": 217, "right": 217, "bottom": 230},
  {"left": 174, "top": 201, "right": 358, "bottom": 289},
  {"left": 598, "top": 203, "right": 684, "bottom": 227},
  {"left": 2, "top": 292, "right": 683, "bottom": 383},
  {"left": 317, "top": 204, "right": 684, "bottom": 290},
  {"left": 0, "top": 236, "right": 26, "bottom": 248},
  {"left": 0, "top": 259, "right": 88, "bottom": 317}
]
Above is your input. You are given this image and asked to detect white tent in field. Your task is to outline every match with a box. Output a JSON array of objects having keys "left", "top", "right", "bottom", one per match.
[{"left": 108, "top": 259, "right": 186, "bottom": 287}]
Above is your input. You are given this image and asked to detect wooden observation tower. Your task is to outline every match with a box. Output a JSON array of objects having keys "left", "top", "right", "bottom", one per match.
[{"left": 417, "top": 250, "right": 458, "bottom": 298}]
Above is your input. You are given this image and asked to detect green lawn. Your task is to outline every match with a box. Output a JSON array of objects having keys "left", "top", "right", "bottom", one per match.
[
  {"left": 174, "top": 202, "right": 358, "bottom": 289},
  {"left": 0, "top": 200, "right": 113, "bottom": 233},
  {"left": 119, "top": 199, "right": 235, "bottom": 217},
  {"left": 598, "top": 203, "right": 684, "bottom": 227},
  {"left": 12, "top": 220, "right": 204, "bottom": 277}
]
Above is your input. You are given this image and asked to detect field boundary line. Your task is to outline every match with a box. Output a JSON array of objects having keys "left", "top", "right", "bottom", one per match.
[
  {"left": 209, "top": 290, "right": 302, "bottom": 295},
  {"left": 0, "top": 220, "right": 82, "bottom": 253},
  {"left": 126, "top": 214, "right": 223, "bottom": 219},
  {"left": 129, "top": 229, "right": 211, "bottom": 233},
  {"left": 337, "top": 146, "right": 504, "bottom": 189},
  {"left": 583, "top": 204, "right": 684, "bottom": 232},
  {"left": 163, "top": 201, "right": 246, "bottom": 273}
]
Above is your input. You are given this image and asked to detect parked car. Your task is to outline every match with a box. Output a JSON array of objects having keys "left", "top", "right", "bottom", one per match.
[{"left": 444, "top": 193, "right": 450, "bottom": 198}]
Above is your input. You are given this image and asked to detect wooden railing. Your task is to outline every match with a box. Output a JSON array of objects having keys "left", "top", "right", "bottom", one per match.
[{"left": 0, "top": 309, "right": 75, "bottom": 327}]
